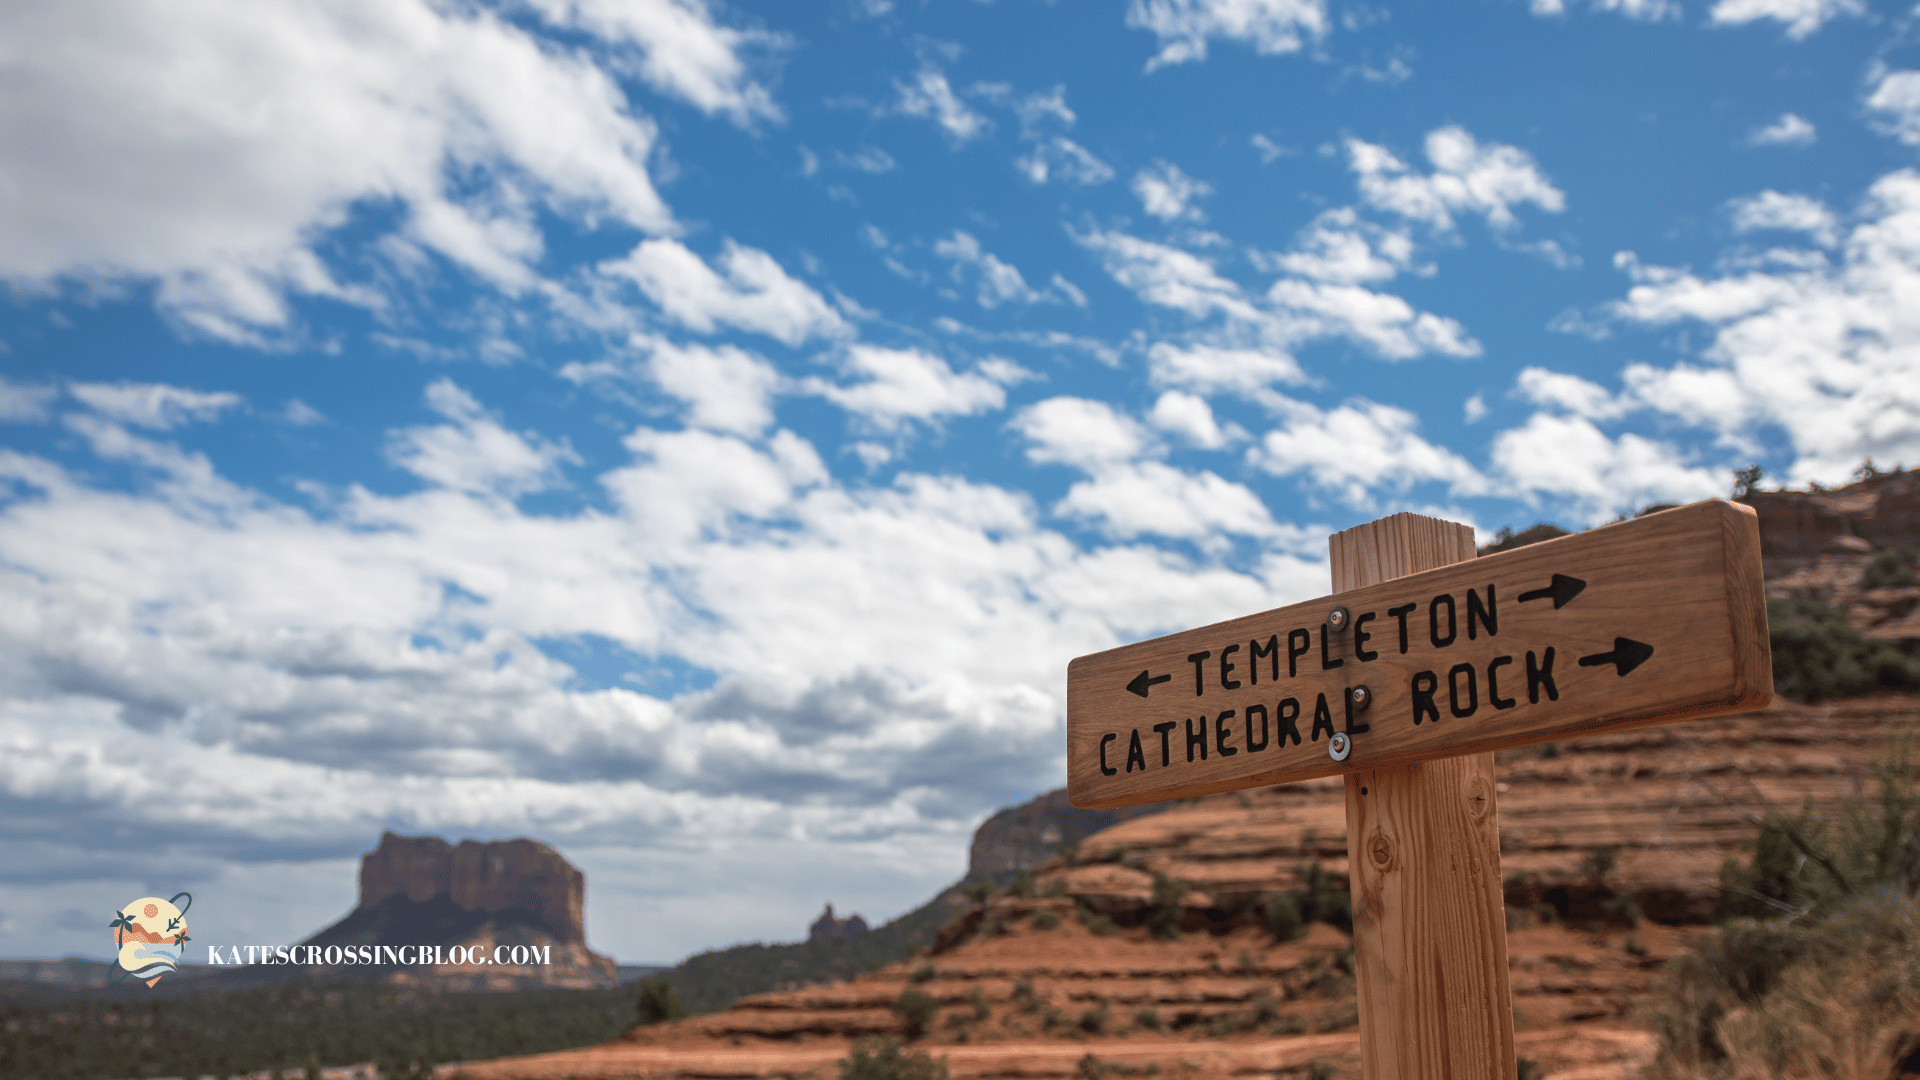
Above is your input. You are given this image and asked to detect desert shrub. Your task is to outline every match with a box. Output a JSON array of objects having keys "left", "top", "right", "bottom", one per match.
[
  {"left": 1011, "top": 974, "right": 1038, "bottom": 1011},
  {"left": 1644, "top": 726, "right": 1920, "bottom": 1079},
  {"left": 1146, "top": 873, "right": 1189, "bottom": 940},
  {"left": 1262, "top": 892, "right": 1304, "bottom": 941},
  {"left": 961, "top": 880, "right": 993, "bottom": 906},
  {"left": 1010, "top": 871, "right": 1036, "bottom": 899},
  {"left": 1040, "top": 877, "right": 1069, "bottom": 898},
  {"left": 1863, "top": 547, "right": 1920, "bottom": 589},
  {"left": 908, "top": 964, "right": 936, "bottom": 984},
  {"left": 1768, "top": 597, "right": 1920, "bottom": 702},
  {"left": 635, "top": 977, "right": 687, "bottom": 1025},
  {"left": 892, "top": 989, "right": 939, "bottom": 1040},
  {"left": 967, "top": 985, "right": 990, "bottom": 1021},
  {"left": 1077, "top": 999, "right": 1111, "bottom": 1034},
  {"left": 840, "top": 1036, "right": 949, "bottom": 1080},
  {"left": 1133, "top": 1006, "right": 1165, "bottom": 1033},
  {"left": 1295, "top": 861, "right": 1352, "bottom": 932},
  {"left": 1031, "top": 908, "right": 1061, "bottom": 931},
  {"left": 1076, "top": 903, "right": 1118, "bottom": 936}
]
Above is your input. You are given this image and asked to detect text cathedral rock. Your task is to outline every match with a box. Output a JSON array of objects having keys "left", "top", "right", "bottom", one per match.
[{"left": 1091, "top": 579, "right": 1646, "bottom": 777}]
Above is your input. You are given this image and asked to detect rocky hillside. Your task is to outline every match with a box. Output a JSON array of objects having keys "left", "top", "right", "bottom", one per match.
[{"left": 448, "top": 693, "right": 1917, "bottom": 1080}]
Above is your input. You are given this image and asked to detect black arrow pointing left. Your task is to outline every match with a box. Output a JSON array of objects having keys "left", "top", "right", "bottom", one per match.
[
  {"left": 1578, "top": 637, "right": 1655, "bottom": 677},
  {"left": 1127, "top": 670, "right": 1172, "bottom": 698}
]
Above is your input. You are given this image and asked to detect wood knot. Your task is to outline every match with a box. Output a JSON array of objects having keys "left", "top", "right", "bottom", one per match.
[
  {"left": 1368, "top": 831, "right": 1393, "bottom": 869},
  {"left": 1466, "top": 776, "right": 1494, "bottom": 823}
]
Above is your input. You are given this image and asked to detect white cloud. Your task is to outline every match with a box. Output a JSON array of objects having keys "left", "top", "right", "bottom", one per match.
[
  {"left": 524, "top": 0, "right": 785, "bottom": 124},
  {"left": 68, "top": 382, "right": 243, "bottom": 429},
  {"left": 599, "top": 239, "right": 847, "bottom": 346},
  {"left": 1262, "top": 208, "right": 1417, "bottom": 284},
  {"left": 807, "top": 346, "right": 1024, "bottom": 430},
  {"left": 1463, "top": 393, "right": 1488, "bottom": 424},
  {"left": 1747, "top": 112, "right": 1817, "bottom": 147},
  {"left": 1146, "top": 342, "right": 1309, "bottom": 400},
  {"left": 1010, "top": 86, "right": 1077, "bottom": 135},
  {"left": 892, "top": 68, "right": 991, "bottom": 142},
  {"left": 1728, "top": 190, "right": 1839, "bottom": 247},
  {"left": 1074, "top": 229, "right": 1261, "bottom": 321},
  {"left": 0, "top": 379, "right": 58, "bottom": 424},
  {"left": 1250, "top": 134, "right": 1291, "bottom": 163},
  {"left": 1708, "top": 0, "right": 1864, "bottom": 39},
  {"left": 1590, "top": 0, "right": 1681, "bottom": 19},
  {"left": 1125, "top": 0, "right": 1331, "bottom": 72},
  {"left": 1054, "top": 461, "right": 1278, "bottom": 541},
  {"left": 1015, "top": 138, "right": 1115, "bottom": 186},
  {"left": 0, "top": 387, "right": 1335, "bottom": 961},
  {"left": 1247, "top": 395, "right": 1486, "bottom": 506},
  {"left": 0, "top": 0, "right": 688, "bottom": 342},
  {"left": 1866, "top": 67, "right": 1920, "bottom": 147},
  {"left": 1264, "top": 279, "right": 1481, "bottom": 360},
  {"left": 387, "top": 379, "right": 581, "bottom": 497},
  {"left": 1132, "top": 161, "right": 1213, "bottom": 222},
  {"left": 1148, "top": 390, "right": 1234, "bottom": 449},
  {"left": 1592, "top": 169, "right": 1920, "bottom": 485},
  {"left": 1489, "top": 413, "right": 1725, "bottom": 524},
  {"left": 933, "top": 231, "right": 1063, "bottom": 308},
  {"left": 1012, "top": 397, "right": 1152, "bottom": 468},
  {"left": 1349, "top": 126, "right": 1565, "bottom": 233},
  {"left": 836, "top": 145, "right": 899, "bottom": 173},
  {"left": 642, "top": 338, "right": 783, "bottom": 435},
  {"left": 1513, "top": 367, "right": 1631, "bottom": 420}
]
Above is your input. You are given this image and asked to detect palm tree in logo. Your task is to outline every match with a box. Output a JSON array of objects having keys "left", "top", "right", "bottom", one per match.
[{"left": 109, "top": 909, "right": 139, "bottom": 941}]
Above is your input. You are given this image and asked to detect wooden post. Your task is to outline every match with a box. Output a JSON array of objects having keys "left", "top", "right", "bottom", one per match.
[{"left": 1331, "top": 513, "right": 1516, "bottom": 1080}]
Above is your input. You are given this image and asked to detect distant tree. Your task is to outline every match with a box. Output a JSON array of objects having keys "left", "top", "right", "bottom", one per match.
[
  {"left": 635, "top": 977, "right": 687, "bottom": 1025},
  {"left": 1732, "top": 464, "right": 1765, "bottom": 498}
]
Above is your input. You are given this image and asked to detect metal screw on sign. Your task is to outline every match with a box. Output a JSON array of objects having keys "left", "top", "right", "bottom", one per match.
[
  {"left": 1327, "top": 731, "right": 1351, "bottom": 761},
  {"left": 1349, "top": 685, "right": 1371, "bottom": 710},
  {"left": 1327, "top": 606, "right": 1349, "bottom": 632}
]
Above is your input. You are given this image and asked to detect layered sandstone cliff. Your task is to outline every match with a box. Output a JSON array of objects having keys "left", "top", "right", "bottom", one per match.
[{"left": 302, "top": 832, "right": 617, "bottom": 991}]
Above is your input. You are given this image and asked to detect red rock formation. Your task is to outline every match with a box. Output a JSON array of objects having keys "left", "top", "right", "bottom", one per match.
[
  {"left": 305, "top": 832, "right": 616, "bottom": 991},
  {"left": 360, "top": 833, "right": 587, "bottom": 945}
]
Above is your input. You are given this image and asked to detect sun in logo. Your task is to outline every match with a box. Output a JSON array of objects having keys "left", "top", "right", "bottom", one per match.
[{"left": 109, "top": 892, "right": 192, "bottom": 987}]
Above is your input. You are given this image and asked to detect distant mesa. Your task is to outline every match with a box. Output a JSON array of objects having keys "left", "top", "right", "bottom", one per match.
[
  {"left": 297, "top": 831, "right": 618, "bottom": 991},
  {"left": 807, "top": 903, "right": 868, "bottom": 940}
]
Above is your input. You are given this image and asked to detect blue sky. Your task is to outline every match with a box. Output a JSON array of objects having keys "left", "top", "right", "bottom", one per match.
[{"left": 3, "top": 0, "right": 1917, "bottom": 966}]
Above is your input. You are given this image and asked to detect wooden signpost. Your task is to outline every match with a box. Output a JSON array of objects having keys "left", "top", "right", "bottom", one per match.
[{"left": 1065, "top": 498, "right": 1773, "bottom": 1080}]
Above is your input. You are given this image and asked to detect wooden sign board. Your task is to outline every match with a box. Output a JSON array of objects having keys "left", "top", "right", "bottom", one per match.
[{"left": 1066, "top": 499, "right": 1771, "bottom": 810}]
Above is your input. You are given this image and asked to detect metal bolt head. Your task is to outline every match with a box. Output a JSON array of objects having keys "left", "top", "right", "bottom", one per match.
[
  {"left": 1328, "top": 732, "right": 1351, "bottom": 761},
  {"left": 1349, "top": 685, "right": 1371, "bottom": 710},
  {"left": 1327, "top": 607, "right": 1350, "bottom": 632}
]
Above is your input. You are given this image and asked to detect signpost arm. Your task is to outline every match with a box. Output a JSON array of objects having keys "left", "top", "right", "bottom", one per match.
[{"left": 1331, "top": 513, "right": 1516, "bottom": 1080}]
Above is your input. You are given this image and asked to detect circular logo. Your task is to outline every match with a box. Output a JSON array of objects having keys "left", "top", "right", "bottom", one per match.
[{"left": 108, "top": 892, "right": 192, "bottom": 987}]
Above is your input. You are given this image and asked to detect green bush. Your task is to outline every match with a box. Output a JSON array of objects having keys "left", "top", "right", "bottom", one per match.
[
  {"left": 1031, "top": 909, "right": 1061, "bottom": 931},
  {"left": 1769, "top": 597, "right": 1920, "bottom": 702},
  {"left": 1262, "top": 893, "right": 1304, "bottom": 941},
  {"left": 1862, "top": 547, "right": 1920, "bottom": 589},
  {"left": 891, "top": 988, "right": 939, "bottom": 1040},
  {"left": 840, "top": 1036, "right": 950, "bottom": 1080},
  {"left": 1146, "top": 874, "right": 1188, "bottom": 940},
  {"left": 635, "top": 977, "right": 687, "bottom": 1025},
  {"left": 1645, "top": 728, "right": 1920, "bottom": 1079},
  {"left": 1076, "top": 903, "right": 1118, "bottom": 936}
]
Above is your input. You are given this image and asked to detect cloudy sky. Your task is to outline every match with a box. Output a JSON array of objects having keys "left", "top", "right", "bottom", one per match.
[{"left": 2, "top": 0, "right": 1916, "bottom": 966}]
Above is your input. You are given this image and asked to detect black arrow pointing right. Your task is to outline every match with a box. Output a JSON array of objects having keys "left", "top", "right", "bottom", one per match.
[
  {"left": 1578, "top": 637, "right": 1655, "bottom": 677},
  {"left": 1518, "top": 574, "right": 1587, "bottom": 609},
  {"left": 1126, "top": 670, "right": 1173, "bottom": 698}
]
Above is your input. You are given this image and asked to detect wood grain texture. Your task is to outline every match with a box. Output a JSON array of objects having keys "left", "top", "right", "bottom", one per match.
[
  {"left": 1065, "top": 499, "right": 1774, "bottom": 810},
  {"left": 1333, "top": 514, "right": 1515, "bottom": 1080}
]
